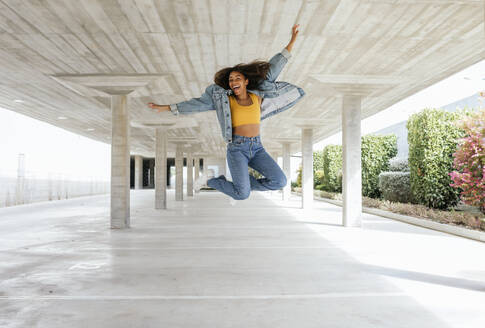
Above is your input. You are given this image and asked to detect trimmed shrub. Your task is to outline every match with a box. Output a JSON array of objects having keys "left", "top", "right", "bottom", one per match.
[
  {"left": 314, "top": 189, "right": 485, "bottom": 231},
  {"left": 407, "top": 108, "right": 465, "bottom": 209},
  {"left": 313, "top": 151, "right": 325, "bottom": 188},
  {"left": 378, "top": 171, "right": 412, "bottom": 203},
  {"left": 322, "top": 145, "right": 342, "bottom": 192},
  {"left": 314, "top": 170, "right": 324, "bottom": 189},
  {"left": 389, "top": 157, "right": 410, "bottom": 172},
  {"left": 313, "top": 151, "right": 324, "bottom": 172},
  {"left": 248, "top": 167, "right": 262, "bottom": 179},
  {"left": 450, "top": 108, "right": 485, "bottom": 213},
  {"left": 361, "top": 134, "right": 398, "bottom": 198},
  {"left": 379, "top": 157, "right": 412, "bottom": 203},
  {"left": 296, "top": 165, "right": 302, "bottom": 187}
]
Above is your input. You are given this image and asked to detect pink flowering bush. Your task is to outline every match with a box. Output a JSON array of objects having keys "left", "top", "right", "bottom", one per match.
[{"left": 449, "top": 108, "right": 485, "bottom": 214}]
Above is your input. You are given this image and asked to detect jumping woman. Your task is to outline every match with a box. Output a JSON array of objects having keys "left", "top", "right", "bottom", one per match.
[{"left": 148, "top": 24, "right": 305, "bottom": 201}]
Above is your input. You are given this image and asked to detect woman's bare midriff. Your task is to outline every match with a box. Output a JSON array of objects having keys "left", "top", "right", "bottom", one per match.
[{"left": 233, "top": 124, "right": 260, "bottom": 137}]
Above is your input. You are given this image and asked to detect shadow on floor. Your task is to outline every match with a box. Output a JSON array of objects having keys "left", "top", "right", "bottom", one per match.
[
  {"left": 298, "top": 221, "right": 342, "bottom": 227},
  {"left": 361, "top": 221, "right": 449, "bottom": 237},
  {"left": 363, "top": 264, "right": 485, "bottom": 292}
]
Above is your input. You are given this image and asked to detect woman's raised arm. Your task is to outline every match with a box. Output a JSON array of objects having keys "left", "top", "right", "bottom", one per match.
[
  {"left": 265, "top": 24, "right": 300, "bottom": 82},
  {"left": 147, "top": 84, "right": 217, "bottom": 115},
  {"left": 285, "top": 24, "right": 299, "bottom": 53},
  {"left": 147, "top": 103, "right": 170, "bottom": 113}
]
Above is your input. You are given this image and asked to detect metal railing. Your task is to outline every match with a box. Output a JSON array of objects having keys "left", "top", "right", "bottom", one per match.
[{"left": 0, "top": 170, "right": 110, "bottom": 208}]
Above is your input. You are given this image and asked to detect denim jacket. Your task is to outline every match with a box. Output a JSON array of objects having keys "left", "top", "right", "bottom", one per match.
[{"left": 169, "top": 48, "right": 305, "bottom": 143}]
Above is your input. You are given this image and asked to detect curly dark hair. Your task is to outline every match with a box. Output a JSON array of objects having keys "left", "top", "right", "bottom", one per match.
[{"left": 214, "top": 60, "right": 271, "bottom": 90}]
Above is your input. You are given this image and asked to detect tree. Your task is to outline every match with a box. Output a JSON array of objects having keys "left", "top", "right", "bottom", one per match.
[{"left": 449, "top": 108, "right": 485, "bottom": 213}]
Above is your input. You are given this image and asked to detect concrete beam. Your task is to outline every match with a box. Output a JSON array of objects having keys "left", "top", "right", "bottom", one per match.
[
  {"left": 309, "top": 75, "right": 400, "bottom": 96},
  {"left": 310, "top": 74, "right": 407, "bottom": 85},
  {"left": 294, "top": 119, "right": 327, "bottom": 129},
  {"left": 51, "top": 74, "right": 166, "bottom": 97},
  {"left": 131, "top": 117, "right": 198, "bottom": 130}
]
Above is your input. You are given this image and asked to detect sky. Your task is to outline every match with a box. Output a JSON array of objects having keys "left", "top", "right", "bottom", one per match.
[
  {"left": 0, "top": 110, "right": 111, "bottom": 180},
  {"left": 0, "top": 59, "right": 484, "bottom": 182}
]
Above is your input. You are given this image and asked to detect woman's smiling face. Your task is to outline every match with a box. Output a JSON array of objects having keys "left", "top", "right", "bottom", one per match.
[{"left": 228, "top": 71, "right": 248, "bottom": 96}]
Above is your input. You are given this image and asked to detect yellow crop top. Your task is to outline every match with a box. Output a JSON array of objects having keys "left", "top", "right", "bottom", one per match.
[{"left": 229, "top": 92, "right": 261, "bottom": 127}]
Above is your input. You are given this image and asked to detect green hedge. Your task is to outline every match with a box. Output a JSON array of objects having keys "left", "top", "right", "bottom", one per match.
[
  {"left": 407, "top": 108, "right": 464, "bottom": 209},
  {"left": 313, "top": 151, "right": 324, "bottom": 172},
  {"left": 379, "top": 157, "right": 412, "bottom": 203},
  {"left": 313, "top": 151, "right": 324, "bottom": 188},
  {"left": 322, "top": 145, "right": 342, "bottom": 192},
  {"left": 379, "top": 172, "right": 412, "bottom": 203},
  {"left": 379, "top": 171, "right": 412, "bottom": 203},
  {"left": 313, "top": 135, "right": 397, "bottom": 196},
  {"left": 389, "top": 157, "right": 410, "bottom": 172},
  {"left": 314, "top": 170, "right": 325, "bottom": 190},
  {"left": 295, "top": 165, "right": 302, "bottom": 187},
  {"left": 361, "top": 134, "right": 397, "bottom": 198}
]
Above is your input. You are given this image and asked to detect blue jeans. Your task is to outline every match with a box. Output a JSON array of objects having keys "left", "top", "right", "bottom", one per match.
[{"left": 207, "top": 135, "right": 287, "bottom": 200}]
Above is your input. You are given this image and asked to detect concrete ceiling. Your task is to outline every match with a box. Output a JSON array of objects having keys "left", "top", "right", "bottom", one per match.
[{"left": 0, "top": 0, "right": 484, "bottom": 158}]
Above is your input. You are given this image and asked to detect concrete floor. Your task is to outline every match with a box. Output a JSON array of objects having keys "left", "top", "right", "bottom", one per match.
[{"left": 0, "top": 190, "right": 484, "bottom": 328}]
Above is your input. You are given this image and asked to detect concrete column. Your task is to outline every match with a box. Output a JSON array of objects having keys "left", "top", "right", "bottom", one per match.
[
  {"left": 219, "top": 157, "right": 226, "bottom": 177},
  {"left": 149, "top": 159, "right": 155, "bottom": 188},
  {"left": 301, "top": 128, "right": 313, "bottom": 209},
  {"left": 175, "top": 143, "right": 184, "bottom": 201},
  {"left": 155, "top": 128, "right": 167, "bottom": 209},
  {"left": 271, "top": 152, "right": 278, "bottom": 162},
  {"left": 111, "top": 94, "right": 130, "bottom": 229},
  {"left": 342, "top": 95, "right": 362, "bottom": 227},
  {"left": 282, "top": 143, "right": 291, "bottom": 201},
  {"left": 194, "top": 157, "right": 200, "bottom": 180},
  {"left": 268, "top": 151, "right": 279, "bottom": 197},
  {"left": 53, "top": 73, "right": 164, "bottom": 229},
  {"left": 134, "top": 155, "right": 143, "bottom": 189},
  {"left": 186, "top": 150, "right": 194, "bottom": 197},
  {"left": 201, "top": 157, "right": 207, "bottom": 177}
]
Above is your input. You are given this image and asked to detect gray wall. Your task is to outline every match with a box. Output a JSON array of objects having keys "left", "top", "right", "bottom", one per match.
[{"left": 372, "top": 92, "right": 483, "bottom": 158}]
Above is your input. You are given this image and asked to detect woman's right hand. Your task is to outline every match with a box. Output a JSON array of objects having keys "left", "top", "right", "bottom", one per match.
[
  {"left": 290, "top": 24, "right": 299, "bottom": 42},
  {"left": 285, "top": 24, "right": 300, "bottom": 52},
  {"left": 148, "top": 102, "right": 169, "bottom": 113}
]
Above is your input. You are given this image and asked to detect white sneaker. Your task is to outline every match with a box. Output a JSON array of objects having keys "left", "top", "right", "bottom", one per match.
[
  {"left": 194, "top": 174, "right": 208, "bottom": 192},
  {"left": 229, "top": 197, "right": 237, "bottom": 206}
]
